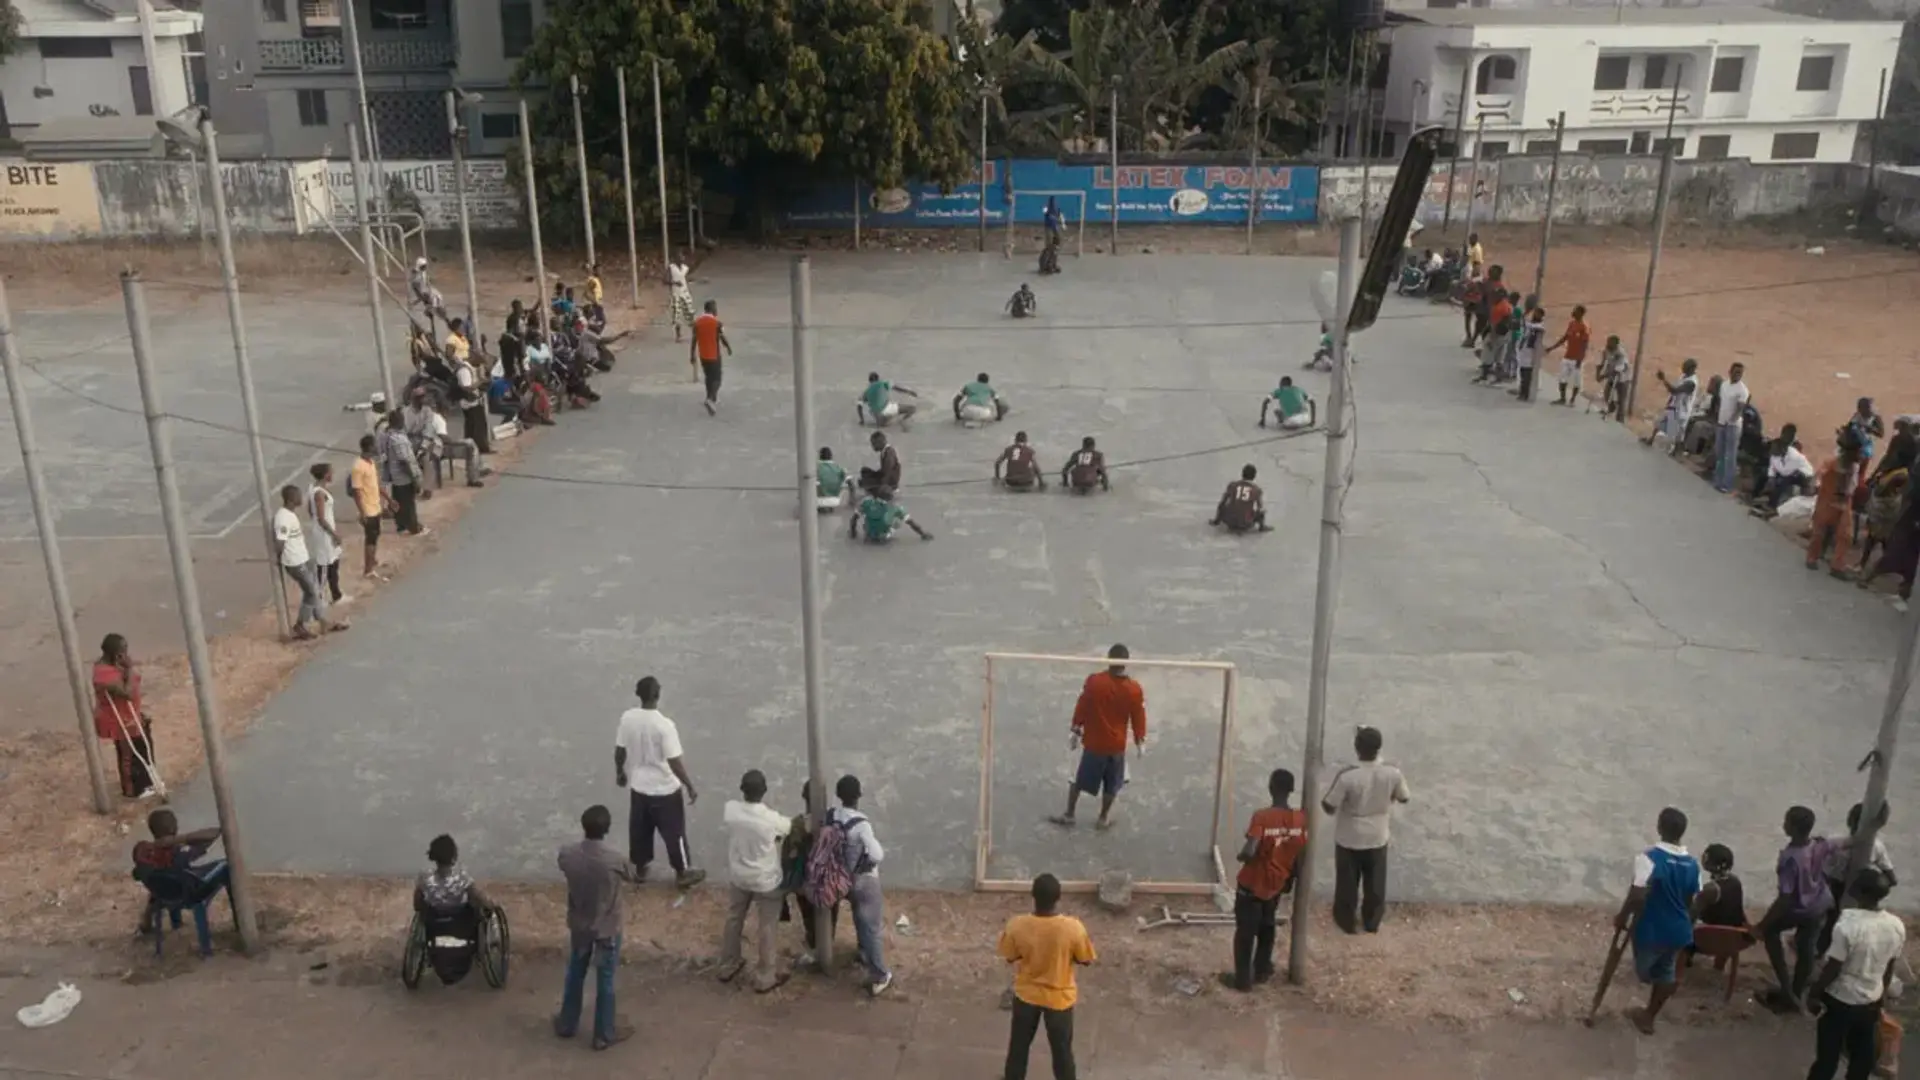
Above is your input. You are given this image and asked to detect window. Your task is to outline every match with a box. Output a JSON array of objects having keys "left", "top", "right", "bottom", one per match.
[
  {"left": 1577, "top": 138, "right": 1630, "bottom": 154},
  {"left": 1642, "top": 54, "right": 1669, "bottom": 90},
  {"left": 1475, "top": 55, "right": 1516, "bottom": 94},
  {"left": 1525, "top": 139, "right": 1557, "bottom": 154},
  {"left": 1652, "top": 137, "right": 1684, "bottom": 157},
  {"left": 1770, "top": 131, "right": 1820, "bottom": 159},
  {"left": 479, "top": 111, "right": 519, "bottom": 139},
  {"left": 1629, "top": 131, "right": 1650, "bottom": 155},
  {"left": 1710, "top": 56, "right": 1745, "bottom": 93},
  {"left": 1377, "top": 130, "right": 1397, "bottom": 158},
  {"left": 371, "top": 0, "right": 428, "bottom": 30},
  {"left": 38, "top": 37, "right": 115, "bottom": 59},
  {"left": 1797, "top": 55, "right": 1834, "bottom": 92},
  {"left": 500, "top": 0, "right": 534, "bottom": 59},
  {"left": 1696, "top": 134, "right": 1731, "bottom": 160},
  {"left": 262, "top": 0, "right": 288, "bottom": 21},
  {"left": 1593, "top": 55, "right": 1630, "bottom": 91},
  {"left": 297, "top": 88, "right": 329, "bottom": 126},
  {"left": 1479, "top": 140, "right": 1509, "bottom": 159},
  {"left": 128, "top": 67, "right": 153, "bottom": 116}
]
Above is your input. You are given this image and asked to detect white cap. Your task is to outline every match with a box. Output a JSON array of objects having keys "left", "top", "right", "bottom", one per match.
[{"left": 414, "top": 256, "right": 428, "bottom": 269}]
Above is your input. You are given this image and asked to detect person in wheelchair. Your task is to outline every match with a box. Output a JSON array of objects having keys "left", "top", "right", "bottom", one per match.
[
  {"left": 415, "top": 833, "right": 498, "bottom": 931},
  {"left": 407, "top": 834, "right": 508, "bottom": 989}
]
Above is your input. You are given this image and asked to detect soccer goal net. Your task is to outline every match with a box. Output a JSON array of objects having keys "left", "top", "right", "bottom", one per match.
[
  {"left": 1005, "top": 190, "right": 1086, "bottom": 259},
  {"left": 975, "top": 651, "right": 1236, "bottom": 895}
]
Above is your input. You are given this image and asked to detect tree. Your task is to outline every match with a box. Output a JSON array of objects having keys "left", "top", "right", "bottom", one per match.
[
  {"left": 0, "top": 0, "right": 21, "bottom": 64},
  {"left": 514, "top": 0, "right": 974, "bottom": 239}
]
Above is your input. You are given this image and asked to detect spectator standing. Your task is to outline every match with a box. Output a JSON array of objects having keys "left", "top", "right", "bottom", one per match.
[
  {"left": 1545, "top": 304, "right": 1591, "bottom": 407},
  {"left": 784, "top": 780, "right": 840, "bottom": 960},
  {"left": 829, "top": 774, "right": 893, "bottom": 995},
  {"left": 613, "top": 676, "right": 705, "bottom": 889},
  {"left": 379, "top": 410, "right": 427, "bottom": 536},
  {"left": 1756, "top": 805, "right": 1835, "bottom": 1012},
  {"left": 690, "top": 300, "right": 732, "bottom": 415},
  {"left": 273, "top": 485, "right": 345, "bottom": 640},
  {"left": 1643, "top": 359, "right": 1699, "bottom": 454},
  {"left": 1713, "top": 362, "right": 1751, "bottom": 493},
  {"left": 718, "top": 769, "right": 790, "bottom": 993},
  {"left": 92, "top": 633, "right": 155, "bottom": 799},
  {"left": 1807, "top": 428, "right": 1866, "bottom": 577},
  {"left": 1222, "top": 768, "right": 1308, "bottom": 992},
  {"left": 306, "top": 463, "right": 345, "bottom": 606},
  {"left": 346, "top": 434, "right": 387, "bottom": 581},
  {"left": 448, "top": 324, "right": 493, "bottom": 457},
  {"left": 1049, "top": 644, "right": 1147, "bottom": 830},
  {"left": 1818, "top": 802, "right": 1897, "bottom": 953},
  {"left": 998, "top": 873, "right": 1094, "bottom": 1080},
  {"left": 1613, "top": 807, "right": 1707, "bottom": 1036},
  {"left": 1321, "top": 726, "right": 1410, "bottom": 934},
  {"left": 554, "top": 804, "right": 633, "bottom": 1050},
  {"left": 1806, "top": 870, "right": 1905, "bottom": 1080},
  {"left": 1512, "top": 306, "right": 1545, "bottom": 402}
]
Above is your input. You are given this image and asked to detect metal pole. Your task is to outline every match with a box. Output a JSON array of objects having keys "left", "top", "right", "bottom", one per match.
[
  {"left": 341, "top": 0, "right": 378, "bottom": 216},
  {"left": 1844, "top": 605, "right": 1919, "bottom": 887},
  {"left": 570, "top": 74, "right": 595, "bottom": 269},
  {"left": 617, "top": 67, "right": 640, "bottom": 308},
  {"left": 1462, "top": 114, "right": 1485, "bottom": 243},
  {"left": 0, "top": 279, "right": 113, "bottom": 814},
  {"left": 978, "top": 93, "right": 989, "bottom": 253},
  {"left": 1442, "top": 54, "right": 1471, "bottom": 231},
  {"left": 122, "top": 270, "right": 261, "bottom": 954},
  {"left": 1357, "top": 35, "right": 1374, "bottom": 246},
  {"left": 200, "top": 120, "right": 292, "bottom": 640},
  {"left": 683, "top": 146, "right": 695, "bottom": 253},
  {"left": 347, "top": 121, "right": 395, "bottom": 410},
  {"left": 1246, "top": 81, "right": 1262, "bottom": 255},
  {"left": 1532, "top": 110, "right": 1565, "bottom": 306},
  {"left": 1289, "top": 218, "right": 1361, "bottom": 987},
  {"left": 1315, "top": 39, "right": 1332, "bottom": 156},
  {"left": 789, "top": 254, "right": 832, "bottom": 971},
  {"left": 1621, "top": 78, "right": 1681, "bottom": 424},
  {"left": 445, "top": 92, "right": 479, "bottom": 331},
  {"left": 651, "top": 57, "right": 670, "bottom": 277},
  {"left": 853, "top": 179, "right": 862, "bottom": 251},
  {"left": 1108, "top": 81, "right": 1119, "bottom": 254},
  {"left": 1340, "top": 32, "right": 1359, "bottom": 156},
  {"left": 518, "top": 99, "right": 550, "bottom": 347}
]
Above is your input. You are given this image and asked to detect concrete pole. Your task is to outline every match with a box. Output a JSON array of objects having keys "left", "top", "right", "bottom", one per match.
[
  {"left": 651, "top": 58, "right": 670, "bottom": 277},
  {"left": 570, "top": 74, "right": 595, "bottom": 269},
  {"left": 853, "top": 179, "right": 862, "bottom": 251},
  {"left": 1461, "top": 114, "right": 1485, "bottom": 244},
  {"left": 1844, "top": 604, "right": 1919, "bottom": 888},
  {"left": 1108, "top": 81, "right": 1119, "bottom": 254},
  {"left": 1622, "top": 78, "right": 1683, "bottom": 424},
  {"left": 200, "top": 119, "right": 292, "bottom": 640},
  {"left": 978, "top": 93, "right": 989, "bottom": 254},
  {"left": 0, "top": 279, "right": 113, "bottom": 814},
  {"left": 616, "top": 67, "right": 641, "bottom": 308},
  {"left": 519, "top": 98, "right": 550, "bottom": 346},
  {"left": 347, "top": 121, "right": 396, "bottom": 409},
  {"left": 445, "top": 92, "right": 479, "bottom": 332},
  {"left": 788, "top": 255, "right": 832, "bottom": 971},
  {"left": 122, "top": 271, "right": 261, "bottom": 954},
  {"left": 684, "top": 146, "right": 695, "bottom": 253},
  {"left": 1288, "top": 218, "right": 1362, "bottom": 987},
  {"left": 341, "top": 0, "right": 380, "bottom": 216},
  {"left": 1532, "top": 111, "right": 1565, "bottom": 307},
  {"left": 1245, "top": 81, "right": 1262, "bottom": 256},
  {"left": 1357, "top": 36, "right": 1375, "bottom": 246},
  {"left": 1442, "top": 54, "right": 1471, "bottom": 231}
]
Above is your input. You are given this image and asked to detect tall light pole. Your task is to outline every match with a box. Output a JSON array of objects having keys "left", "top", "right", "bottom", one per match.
[
  {"left": 1622, "top": 66, "right": 1683, "bottom": 424},
  {"left": 978, "top": 91, "right": 989, "bottom": 253},
  {"left": 341, "top": 0, "right": 382, "bottom": 216},
  {"left": 445, "top": 89, "right": 481, "bottom": 331},
  {"left": 651, "top": 57, "right": 671, "bottom": 276},
  {"left": 346, "top": 120, "right": 396, "bottom": 409},
  {"left": 1108, "top": 77, "right": 1120, "bottom": 254},
  {"left": 1532, "top": 111, "right": 1565, "bottom": 308},
  {"left": 616, "top": 67, "right": 641, "bottom": 308},
  {"left": 1442, "top": 55, "right": 1472, "bottom": 231},
  {"left": 518, "top": 98, "right": 550, "bottom": 347},
  {"left": 570, "top": 74, "right": 595, "bottom": 270},
  {"left": 1245, "top": 80, "right": 1262, "bottom": 256},
  {"left": 788, "top": 255, "right": 831, "bottom": 970},
  {"left": 156, "top": 110, "right": 291, "bottom": 639}
]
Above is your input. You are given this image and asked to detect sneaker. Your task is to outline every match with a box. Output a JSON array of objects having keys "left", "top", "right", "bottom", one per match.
[
  {"left": 704, "top": 400, "right": 716, "bottom": 416},
  {"left": 676, "top": 868, "right": 707, "bottom": 889},
  {"left": 869, "top": 972, "right": 893, "bottom": 997},
  {"left": 334, "top": 594, "right": 354, "bottom": 606}
]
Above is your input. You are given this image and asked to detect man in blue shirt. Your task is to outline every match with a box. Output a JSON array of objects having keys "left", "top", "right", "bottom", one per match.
[{"left": 1615, "top": 807, "right": 1715, "bottom": 1035}]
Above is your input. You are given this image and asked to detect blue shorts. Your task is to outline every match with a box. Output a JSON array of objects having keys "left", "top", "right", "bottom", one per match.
[
  {"left": 1632, "top": 941, "right": 1680, "bottom": 985},
  {"left": 1074, "top": 750, "right": 1126, "bottom": 797}
]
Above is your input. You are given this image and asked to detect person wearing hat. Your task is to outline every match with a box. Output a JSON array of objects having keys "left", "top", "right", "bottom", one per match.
[{"left": 1321, "top": 726, "right": 1410, "bottom": 934}]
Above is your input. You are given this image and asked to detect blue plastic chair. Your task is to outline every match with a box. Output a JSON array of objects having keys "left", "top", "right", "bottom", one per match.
[{"left": 133, "top": 865, "right": 230, "bottom": 958}]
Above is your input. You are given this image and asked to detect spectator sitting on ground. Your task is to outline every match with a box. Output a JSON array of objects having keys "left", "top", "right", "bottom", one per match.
[
  {"left": 1751, "top": 425, "right": 1814, "bottom": 518},
  {"left": 132, "top": 809, "right": 232, "bottom": 934}
]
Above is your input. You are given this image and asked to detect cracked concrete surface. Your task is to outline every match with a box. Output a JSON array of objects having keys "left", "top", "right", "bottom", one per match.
[{"left": 166, "top": 252, "right": 1913, "bottom": 903}]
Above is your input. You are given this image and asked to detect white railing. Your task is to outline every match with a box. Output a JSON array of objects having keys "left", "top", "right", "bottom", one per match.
[{"left": 1589, "top": 89, "right": 1694, "bottom": 122}]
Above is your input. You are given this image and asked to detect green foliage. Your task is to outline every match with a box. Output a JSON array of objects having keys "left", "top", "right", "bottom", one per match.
[
  {"left": 514, "top": 0, "right": 974, "bottom": 239},
  {"left": 0, "top": 0, "right": 21, "bottom": 64},
  {"left": 1881, "top": 16, "right": 1920, "bottom": 166}
]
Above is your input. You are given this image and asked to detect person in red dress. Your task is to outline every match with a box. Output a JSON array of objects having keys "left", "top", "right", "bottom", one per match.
[{"left": 92, "top": 633, "right": 156, "bottom": 799}]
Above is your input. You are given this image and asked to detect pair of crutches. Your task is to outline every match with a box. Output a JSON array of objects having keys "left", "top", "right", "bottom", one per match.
[{"left": 108, "top": 696, "right": 167, "bottom": 802}]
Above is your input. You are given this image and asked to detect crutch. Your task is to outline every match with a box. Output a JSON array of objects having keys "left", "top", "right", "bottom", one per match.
[{"left": 109, "top": 697, "right": 167, "bottom": 802}]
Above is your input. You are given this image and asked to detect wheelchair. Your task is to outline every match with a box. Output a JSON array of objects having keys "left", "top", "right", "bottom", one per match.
[{"left": 402, "top": 904, "right": 509, "bottom": 990}]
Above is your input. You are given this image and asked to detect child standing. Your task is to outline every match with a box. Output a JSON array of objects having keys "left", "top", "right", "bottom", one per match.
[
  {"left": 1595, "top": 335, "right": 1630, "bottom": 418},
  {"left": 1222, "top": 769, "right": 1309, "bottom": 992},
  {"left": 1615, "top": 807, "right": 1706, "bottom": 1035},
  {"left": 1513, "top": 306, "right": 1546, "bottom": 402},
  {"left": 1546, "top": 305, "right": 1591, "bottom": 407}
]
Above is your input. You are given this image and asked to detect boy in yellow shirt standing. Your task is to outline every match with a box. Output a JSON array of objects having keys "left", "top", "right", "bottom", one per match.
[{"left": 998, "top": 873, "right": 1095, "bottom": 1080}]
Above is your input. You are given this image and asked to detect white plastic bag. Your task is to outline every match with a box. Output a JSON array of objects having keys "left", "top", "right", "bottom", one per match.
[{"left": 16, "top": 982, "right": 81, "bottom": 1028}]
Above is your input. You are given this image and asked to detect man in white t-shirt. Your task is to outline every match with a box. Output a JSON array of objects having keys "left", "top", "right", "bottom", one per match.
[
  {"left": 1644, "top": 359, "right": 1699, "bottom": 455},
  {"left": 272, "top": 484, "right": 345, "bottom": 640},
  {"left": 717, "top": 769, "right": 790, "bottom": 992},
  {"left": 1806, "top": 869, "right": 1904, "bottom": 1080},
  {"left": 1712, "top": 362, "right": 1751, "bottom": 494},
  {"left": 614, "top": 676, "right": 705, "bottom": 888},
  {"left": 1320, "top": 726, "right": 1410, "bottom": 934}
]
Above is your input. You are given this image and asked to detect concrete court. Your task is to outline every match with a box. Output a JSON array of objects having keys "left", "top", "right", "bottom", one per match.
[
  {"left": 172, "top": 249, "right": 1917, "bottom": 902},
  {"left": 0, "top": 286, "right": 402, "bottom": 736}
]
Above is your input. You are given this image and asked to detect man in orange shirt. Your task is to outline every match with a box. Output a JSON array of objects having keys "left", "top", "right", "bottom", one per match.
[
  {"left": 688, "top": 299, "right": 732, "bottom": 415},
  {"left": 1048, "top": 644, "right": 1146, "bottom": 830},
  {"left": 1547, "top": 304, "right": 1591, "bottom": 407},
  {"left": 1222, "top": 768, "right": 1308, "bottom": 991}
]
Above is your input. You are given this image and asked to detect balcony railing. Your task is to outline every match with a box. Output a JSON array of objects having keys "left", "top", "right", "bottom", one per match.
[
  {"left": 1438, "top": 91, "right": 1520, "bottom": 127},
  {"left": 1589, "top": 89, "right": 1694, "bottom": 123},
  {"left": 258, "top": 34, "right": 455, "bottom": 72}
]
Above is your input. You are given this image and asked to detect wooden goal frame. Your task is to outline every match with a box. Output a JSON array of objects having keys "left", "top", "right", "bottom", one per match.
[{"left": 975, "top": 651, "right": 1236, "bottom": 896}]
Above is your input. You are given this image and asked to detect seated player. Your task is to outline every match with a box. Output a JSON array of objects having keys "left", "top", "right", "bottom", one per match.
[
  {"left": 857, "top": 372, "right": 919, "bottom": 428},
  {"left": 1006, "top": 283, "right": 1037, "bottom": 318},
  {"left": 1260, "top": 376, "right": 1315, "bottom": 430},
  {"left": 132, "top": 809, "right": 232, "bottom": 934},
  {"left": 815, "top": 446, "right": 850, "bottom": 512},
  {"left": 1211, "top": 465, "right": 1271, "bottom": 533},
  {"left": 995, "top": 431, "right": 1046, "bottom": 491},
  {"left": 954, "top": 373, "right": 1009, "bottom": 426},
  {"left": 851, "top": 486, "right": 932, "bottom": 542},
  {"left": 1304, "top": 323, "right": 1334, "bottom": 372},
  {"left": 1038, "top": 238, "right": 1061, "bottom": 276},
  {"left": 858, "top": 431, "right": 903, "bottom": 495},
  {"left": 1062, "top": 437, "right": 1110, "bottom": 494}
]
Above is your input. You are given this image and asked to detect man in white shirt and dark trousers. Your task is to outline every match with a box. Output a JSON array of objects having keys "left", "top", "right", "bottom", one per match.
[
  {"left": 1713, "top": 362, "right": 1751, "bottom": 494},
  {"left": 272, "top": 484, "right": 345, "bottom": 640},
  {"left": 1806, "top": 868, "right": 1904, "bottom": 1080},
  {"left": 614, "top": 676, "right": 706, "bottom": 889},
  {"left": 1321, "top": 726, "right": 1410, "bottom": 934},
  {"left": 830, "top": 774, "right": 894, "bottom": 995},
  {"left": 718, "top": 769, "right": 790, "bottom": 992}
]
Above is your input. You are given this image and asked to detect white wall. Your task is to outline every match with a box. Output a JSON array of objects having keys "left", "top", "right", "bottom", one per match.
[{"left": 0, "top": 35, "right": 195, "bottom": 130}]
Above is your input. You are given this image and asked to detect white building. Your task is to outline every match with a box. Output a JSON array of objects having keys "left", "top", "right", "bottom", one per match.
[
  {"left": 0, "top": 0, "right": 202, "bottom": 141},
  {"left": 1367, "top": 7, "right": 1903, "bottom": 165}
]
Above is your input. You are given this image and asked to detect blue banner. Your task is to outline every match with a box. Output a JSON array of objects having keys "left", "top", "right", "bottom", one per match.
[{"left": 781, "top": 158, "right": 1319, "bottom": 228}]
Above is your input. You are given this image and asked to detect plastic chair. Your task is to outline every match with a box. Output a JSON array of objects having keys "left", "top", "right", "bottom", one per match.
[
  {"left": 134, "top": 866, "right": 230, "bottom": 958},
  {"left": 1681, "top": 924, "right": 1755, "bottom": 1002}
]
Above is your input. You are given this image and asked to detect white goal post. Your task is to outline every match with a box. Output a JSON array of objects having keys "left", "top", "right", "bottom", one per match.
[
  {"left": 975, "top": 651, "right": 1236, "bottom": 896},
  {"left": 1004, "top": 190, "right": 1086, "bottom": 259}
]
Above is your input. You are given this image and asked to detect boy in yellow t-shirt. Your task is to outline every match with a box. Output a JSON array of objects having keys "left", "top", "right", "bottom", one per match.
[{"left": 997, "top": 874, "right": 1095, "bottom": 1080}]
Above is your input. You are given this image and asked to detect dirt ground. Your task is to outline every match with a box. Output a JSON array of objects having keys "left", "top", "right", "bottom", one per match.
[{"left": 4, "top": 222, "right": 1918, "bottom": 1029}]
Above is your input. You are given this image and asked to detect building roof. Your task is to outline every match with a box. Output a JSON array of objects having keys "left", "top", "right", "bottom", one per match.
[
  {"left": 1398, "top": 5, "right": 1834, "bottom": 27},
  {"left": 14, "top": 0, "right": 200, "bottom": 35}
]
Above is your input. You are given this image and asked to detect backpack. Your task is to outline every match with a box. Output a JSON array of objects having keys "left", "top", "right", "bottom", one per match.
[{"left": 805, "top": 811, "right": 865, "bottom": 907}]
